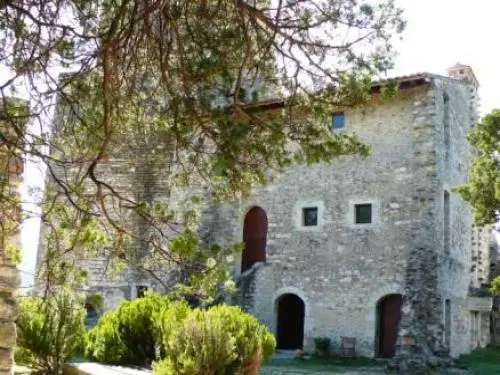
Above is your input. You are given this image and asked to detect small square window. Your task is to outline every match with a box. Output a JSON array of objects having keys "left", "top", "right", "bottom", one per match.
[
  {"left": 332, "top": 112, "right": 345, "bottom": 129},
  {"left": 303, "top": 207, "right": 318, "bottom": 226},
  {"left": 355, "top": 204, "right": 372, "bottom": 224}
]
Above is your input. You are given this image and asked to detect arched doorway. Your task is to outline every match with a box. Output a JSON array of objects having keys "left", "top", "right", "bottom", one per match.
[
  {"left": 241, "top": 207, "right": 267, "bottom": 272},
  {"left": 85, "top": 303, "right": 99, "bottom": 328},
  {"left": 376, "top": 294, "right": 403, "bottom": 358},
  {"left": 276, "top": 294, "right": 305, "bottom": 349}
]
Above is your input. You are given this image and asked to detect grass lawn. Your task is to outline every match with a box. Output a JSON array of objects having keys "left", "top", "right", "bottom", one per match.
[
  {"left": 262, "top": 349, "right": 500, "bottom": 374},
  {"left": 452, "top": 348, "right": 500, "bottom": 375},
  {"left": 261, "top": 356, "right": 387, "bottom": 374}
]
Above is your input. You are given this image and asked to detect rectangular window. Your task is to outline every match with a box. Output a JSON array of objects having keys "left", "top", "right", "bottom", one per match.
[
  {"left": 444, "top": 190, "right": 450, "bottom": 255},
  {"left": 355, "top": 203, "right": 372, "bottom": 224},
  {"left": 332, "top": 112, "right": 345, "bottom": 129},
  {"left": 303, "top": 207, "right": 318, "bottom": 226}
]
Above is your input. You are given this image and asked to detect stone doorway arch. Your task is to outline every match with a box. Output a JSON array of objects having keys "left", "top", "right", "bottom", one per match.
[
  {"left": 376, "top": 294, "right": 403, "bottom": 358},
  {"left": 276, "top": 293, "right": 305, "bottom": 349},
  {"left": 241, "top": 206, "right": 267, "bottom": 273}
]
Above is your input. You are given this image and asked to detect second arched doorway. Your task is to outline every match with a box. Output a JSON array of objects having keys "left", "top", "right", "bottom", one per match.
[
  {"left": 276, "top": 293, "right": 305, "bottom": 349},
  {"left": 241, "top": 206, "right": 267, "bottom": 273},
  {"left": 376, "top": 294, "right": 403, "bottom": 358}
]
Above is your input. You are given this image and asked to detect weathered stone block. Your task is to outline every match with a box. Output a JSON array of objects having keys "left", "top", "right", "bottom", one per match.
[
  {"left": 0, "top": 298, "right": 17, "bottom": 321},
  {"left": 0, "top": 266, "right": 20, "bottom": 294},
  {"left": 0, "top": 323, "right": 16, "bottom": 349},
  {"left": 0, "top": 349, "right": 12, "bottom": 371}
]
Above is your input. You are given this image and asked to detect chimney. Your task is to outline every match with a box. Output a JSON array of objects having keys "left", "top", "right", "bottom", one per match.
[
  {"left": 448, "top": 64, "right": 480, "bottom": 125},
  {"left": 447, "top": 63, "right": 479, "bottom": 90}
]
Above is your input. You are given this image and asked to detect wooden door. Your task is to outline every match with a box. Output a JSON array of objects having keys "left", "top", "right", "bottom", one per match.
[
  {"left": 378, "top": 294, "right": 403, "bottom": 358},
  {"left": 241, "top": 207, "right": 267, "bottom": 272}
]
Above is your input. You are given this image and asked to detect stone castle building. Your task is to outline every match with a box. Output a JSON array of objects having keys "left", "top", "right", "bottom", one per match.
[{"left": 37, "top": 64, "right": 495, "bottom": 361}]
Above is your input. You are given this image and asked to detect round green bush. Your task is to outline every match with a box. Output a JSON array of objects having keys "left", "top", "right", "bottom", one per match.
[
  {"left": 85, "top": 292, "right": 178, "bottom": 365},
  {"left": 84, "top": 310, "right": 127, "bottom": 363},
  {"left": 153, "top": 305, "right": 276, "bottom": 375}
]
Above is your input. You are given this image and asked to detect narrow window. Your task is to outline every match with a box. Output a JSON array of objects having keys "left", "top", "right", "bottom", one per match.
[
  {"left": 443, "top": 92, "right": 450, "bottom": 160},
  {"left": 471, "top": 311, "right": 480, "bottom": 348},
  {"left": 303, "top": 207, "right": 318, "bottom": 226},
  {"left": 355, "top": 203, "right": 372, "bottom": 224},
  {"left": 444, "top": 190, "right": 450, "bottom": 255},
  {"left": 332, "top": 112, "right": 345, "bottom": 130},
  {"left": 137, "top": 285, "right": 148, "bottom": 298},
  {"left": 444, "top": 299, "right": 451, "bottom": 348}
]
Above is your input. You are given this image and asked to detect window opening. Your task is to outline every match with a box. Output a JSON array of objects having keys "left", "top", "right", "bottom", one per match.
[
  {"left": 355, "top": 203, "right": 372, "bottom": 224},
  {"left": 332, "top": 112, "right": 345, "bottom": 129},
  {"left": 303, "top": 207, "right": 318, "bottom": 226}
]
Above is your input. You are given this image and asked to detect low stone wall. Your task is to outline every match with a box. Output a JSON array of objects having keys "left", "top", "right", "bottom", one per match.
[{"left": 0, "top": 254, "right": 21, "bottom": 375}]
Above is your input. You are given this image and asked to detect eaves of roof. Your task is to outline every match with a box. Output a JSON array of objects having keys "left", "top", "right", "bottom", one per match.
[{"left": 244, "top": 73, "right": 435, "bottom": 111}]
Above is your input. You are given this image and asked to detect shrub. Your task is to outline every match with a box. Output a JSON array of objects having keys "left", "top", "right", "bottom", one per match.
[
  {"left": 83, "top": 310, "right": 127, "bottom": 363},
  {"left": 153, "top": 299, "right": 191, "bottom": 356},
  {"left": 15, "top": 290, "right": 86, "bottom": 374},
  {"left": 314, "top": 337, "right": 331, "bottom": 357},
  {"left": 84, "top": 291, "right": 181, "bottom": 365},
  {"left": 153, "top": 305, "right": 276, "bottom": 375}
]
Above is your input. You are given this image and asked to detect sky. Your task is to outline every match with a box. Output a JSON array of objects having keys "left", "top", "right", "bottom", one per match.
[{"left": 17, "top": 0, "right": 500, "bottom": 288}]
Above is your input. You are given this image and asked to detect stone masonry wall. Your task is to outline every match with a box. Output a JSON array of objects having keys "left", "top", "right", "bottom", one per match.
[
  {"left": 0, "top": 255, "right": 20, "bottom": 375},
  {"left": 0, "top": 101, "right": 25, "bottom": 375},
  {"left": 36, "top": 127, "right": 176, "bottom": 309},
  {"left": 434, "top": 77, "right": 481, "bottom": 356},
  {"left": 206, "top": 77, "right": 481, "bottom": 364},
  {"left": 209, "top": 84, "right": 443, "bottom": 357}
]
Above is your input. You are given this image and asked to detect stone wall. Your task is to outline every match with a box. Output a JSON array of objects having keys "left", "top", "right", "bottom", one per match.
[
  {"left": 35, "top": 129, "right": 176, "bottom": 308},
  {"left": 0, "top": 255, "right": 20, "bottom": 375},
  {"left": 208, "top": 74, "right": 483, "bottom": 364},
  {"left": 212, "top": 84, "right": 438, "bottom": 357},
  {"left": 470, "top": 225, "right": 493, "bottom": 288},
  {"left": 0, "top": 100, "right": 26, "bottom": 375},
  {"left": 433, "top": 77, "right": 490, "bottom": 356}
]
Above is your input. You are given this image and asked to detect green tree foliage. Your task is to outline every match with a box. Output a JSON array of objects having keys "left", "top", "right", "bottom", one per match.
[
  {"left": 455, "top": 109, "right": 500, "bottom": 225},
  {"left": 85, "top": 291, "right": 189, "bottom": 365},
  {"left": 84, "top": 309, "right": 126, "bottom": 364},
  {"left": 0, "top": 99, "right": 28, "bottom": 265},
  {"left": 1, "top": 1, "right": 405, "bottom": 297},
  {"left": 15, "top": 290, "right": 86, "bottom": 374},
  {"left": 153, "top": 305, "right": 275, "bottom": 375},
  {"left": 491, "top": 276, "right": 500, "bottom": 295}
]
